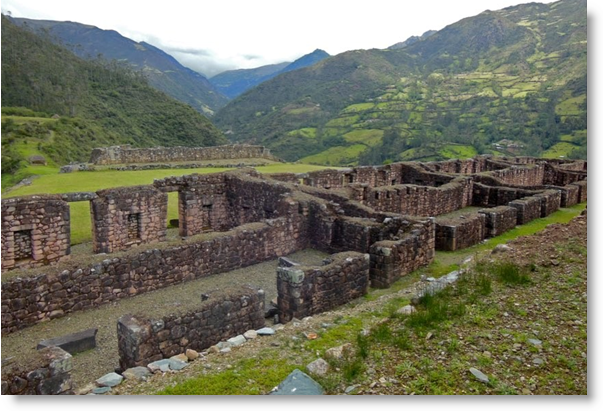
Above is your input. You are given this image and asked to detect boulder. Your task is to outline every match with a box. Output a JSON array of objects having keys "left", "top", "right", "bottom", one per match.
[{"left": 269, "top": 369, "right": 324, "bottom": 395}]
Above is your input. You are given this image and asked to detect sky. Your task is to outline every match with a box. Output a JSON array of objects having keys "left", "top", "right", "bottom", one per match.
[{"left": 0, "top": 0, "right": 568, "bottom": 77}]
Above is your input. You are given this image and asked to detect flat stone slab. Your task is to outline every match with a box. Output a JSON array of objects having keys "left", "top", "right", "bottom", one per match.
[
  {"left": 37, "top": 328, "right": 98, "bottom": 355},
  {"left": 257, "top": 327, "right": 275, "bottom": 336},
  {"left": 96, "top": 372, "right": 123, "bottom": 388},
  {"left": 148, "top": 358, "right": 189, "bottom": 373},
  {"left": 270, "top": 369, "right": 324, "bottom": 395},
  {"left": 469, "top": 367, "right": 489, "bottom": 384},
  {"left": 227, "top": 335, "right": 247, "bottom": 346}
]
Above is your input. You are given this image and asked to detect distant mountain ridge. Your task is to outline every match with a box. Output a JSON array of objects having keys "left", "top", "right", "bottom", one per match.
[
  {"left": 210, "top": 49, "right": 330, "bottom": 99},
  {"left": 213, "top": 0, "right": 587, "bottom": 165},
  {"left": 388, "top": 30, "right": 437, "bottom": 50},
  {"left": 10, "top": 17, "right": 229, "bottom": 115}
]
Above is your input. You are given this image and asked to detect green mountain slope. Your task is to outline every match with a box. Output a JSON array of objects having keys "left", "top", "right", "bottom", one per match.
[
  {"left": 213, "top": 0, "right": 586, "bottom": 165},
  {"left": 1, "top": 15, "right": 226, "bottom": 187},
  {"left": 11, "top": 17, "right": 229, "bottom": 115}
]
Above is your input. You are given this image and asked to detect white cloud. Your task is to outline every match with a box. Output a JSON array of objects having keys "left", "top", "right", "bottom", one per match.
[{"left": 1, "top": 0, "right": 559, "bottom": 76}]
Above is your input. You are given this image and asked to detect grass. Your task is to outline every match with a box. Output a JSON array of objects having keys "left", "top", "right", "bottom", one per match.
[
  {"left": 299, "top": 144, "right": 367, "bottom": 166},
  {"left": 157, "top": 355, "right": 299, "bottom": 395},
  {"left": 2, "top": 163, "right": 337, "bottom": 244},
  {"left": 541, "top": 142, "right": 578, "bottom": 158}
]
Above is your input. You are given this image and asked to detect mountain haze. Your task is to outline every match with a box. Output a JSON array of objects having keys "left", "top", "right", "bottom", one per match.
[
  {"left": 11, "top": 17, "right": 229, "bottom": 115},
  {"left": 210, "top": 49, "right": 330, "bottom": 99},
  {"left": 213, "top": 0, "right": 586, "bottom": 165}
]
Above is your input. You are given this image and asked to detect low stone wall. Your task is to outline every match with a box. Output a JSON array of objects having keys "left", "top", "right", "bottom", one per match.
[
  {"left": 369, "top": 218, "right": 435, "bottom": 289},
  {"left": 488, "top": 164, "right": 545, "bottom": 186},
  {"left": 117, "top": 287, "right": 265, "bottom": 369},
  {"left": 509, "top": 197, "right": 542, "bottom": 225},
  {"left": 89, "top": 144, "right": 279, "bottom": 165},
  {"left": 435, "top": 214, "right": 486, "bottom": 251},
  {"left": 1, "top": 195, "right": 70, "bottom": 271},
  {"left": 551, "top": 185, "right": 580, "bottom": 208},
  {"left": 1, "top": 346, "right": 74, "bottom": 395},
  {"left": 479, "top": 206, "right": 517, "bottom": 238},
  {"left": 535, "top": 190, "right": 562, "bottom": 218},
  {"left": 1, "top": 218, "right": 304, "bottom": 334},
  {"left": 277, "top": 252, "right": 370, "bottom": 323},
  {"left": 364, "top": 178, "right": 472, "bottom": 217},
  {"left": 91, "top": 186, "right": 168, "bottom": 254},
  {"left": 571, "top": 180, "right": 587, "bottom": 203}
]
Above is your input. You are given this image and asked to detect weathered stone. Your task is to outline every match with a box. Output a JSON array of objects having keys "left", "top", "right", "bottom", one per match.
[
  {"left": 269, "top": 369, "right": 324, "bottom": 395},
  {"left": 185, "top": 349, "right": 199, "bottom": 361},
  {"left": 325, "top": 343, "right": 354, "bottom": 362},
  {"left": 122, "top": 366, "right": 152, "bottom": 381},
  {"left": 396, "top": 305, "right": 416, "bottom": 315},
  {"left": 469, "top": 367, "right": 489, "bottom": 384},
  {"left": 243, "top": 330, "right": 258, "bottom": 340},
  {"left": 92, "top": 386, "right": 112, "bottom": 395},
  {"left": 95, "top": 372, "right": 123, "bottom": 388},
  {"left": 257, "top": 327, "right": 275, "bottom": 336},
  {"left": 306, "top": 358, "right": 330, "bottom": 377},
  {"left": 227, "top": 335, "right": 247, "bottom": 347},
  {"left": 37, "top": 328, "right": 98, "bottom": 355}
]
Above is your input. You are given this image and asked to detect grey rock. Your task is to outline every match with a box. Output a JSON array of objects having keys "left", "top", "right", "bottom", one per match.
[
  {"left": 345, "top": 385, "right": 358, "bottom": 394},
  {"left": 396, "top": 305, "right": 416, "bottom": 315},
  {"left": 257, "top": 327, "right": 275, "bottom": 336},
  {"left": 306, "top": 358, "right": 330, "bottom": 377},
  {"left": 269, "top": 369, "right": 324, "bottom": 395},
  {"left": 122, "top": 366, "right": 152, "bottom": 381},
  {"left": 528, "top": 338, "right": 542, "bottom": 346},
  {"left": 244, "top": 330, "right": 258, "bottom": 340},
  {"left": 216, "top": 341, "right": 232, "bottom": 349},
  {"left": 96, "top": 372, "right": 123, "bottom": 387},
  {"left": 533, "top": 358, "right": 544, "bottom": 365},
  {"left": 220, "top": 347, "right": 232, "bottom": 353},
  {"left": 227, "top": 335, "right": 247, "bottom": 346},
  {"left": 92, "top": 386, "right": 112, "bottom": 394},
  {"left": 148, "top": 358, "right": 189, "bottom": 373},
  {"left": 492, "top": 244, "right": 512, "bottom": 254},
  {"left": 469, "top": 367, "right": 489, "bottom": 384},
  {"left": 37, "top": 328, "right": 98, "bottom": 355}
]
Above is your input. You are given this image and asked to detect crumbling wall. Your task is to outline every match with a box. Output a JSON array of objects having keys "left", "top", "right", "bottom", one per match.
[
  {"left": 117, "top": 287, "right": 265, "bottom": 369},
  {"left": 479, "top": 206, "right": 518, "bottom": 238},
  {"left": 1, "top": 216, "right": 305, "bottom": 334},
  {"left": 571, "top": 180, "right": 587, "bottom": 203},
  {"left": 277, "top": 252, "right": 370, "bottom": 323},
  {"left": 91, "top": 186, "right": 168, "bottom": 254},
  {"left": 369, "top": 218, "right": 435, "bottom": 288},
  {"left": 509, "top": 197, "right": 542, "bottom": 225},
  {"left": 488, "top": 164, "right": 545, "bottom": 186},
  {"left": 1, "top": 346, "right": 73, "bottom": 395},
  {"left": 89, "top": 144, "right": 279, "bottom": 165},
  {"left": 1, "top": 195, "right": 70, "bottom": 271},
  {"left": 435, "top": 214, "right": 486, "bottom": 251},
  {"left": 364, "top": 177, "right": 472, "bottom": 216}
]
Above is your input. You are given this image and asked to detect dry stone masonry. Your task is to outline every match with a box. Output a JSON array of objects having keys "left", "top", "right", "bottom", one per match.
[{"left": 0, "top": 154, "right": 587, "bottom": 394}]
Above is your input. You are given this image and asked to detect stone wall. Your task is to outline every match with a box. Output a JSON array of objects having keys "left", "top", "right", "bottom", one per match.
[
  {"left": 91, "top": 186, "right": 168, "bottom": 254},
  {"left": 489, "top": 164, "right": 545, "bottom": 186},
  {"left": 364, "top": 177, "right": 473, "bottom": 217},
  {"left": 435, "top": 214, "right": 486, "bottom": 251},
  {"left": 509, "top": 197, "right": 542, "bottom": 225},
  {"left": 535, "top": 190, "right": 562, "bottom": 218},
  {"left": 277, "top": 252, "right": 370, "bottom": 323},
  {"left": 479, "top": 206, "right": 518, "bottom": 238},
  {"left": 1, "top": 346, "right": 73, "bottom": 395},
  {"left": 571, "top": 180, "right": 587, "bottom": 203},
  {"left": 369, "top": 218, "right": 435, "bottom": 289},
  {"left": 89, "top": 144, "right": 279, "bottom": 165},
  {"left": 117, "top": 287, "right": 265, "bottom": 369},
  {"left": 1, "top": 216, "right": 305, "bottom": 333},
  {"left": 1, "top": 195, "right": 70, "bottom": 271}
]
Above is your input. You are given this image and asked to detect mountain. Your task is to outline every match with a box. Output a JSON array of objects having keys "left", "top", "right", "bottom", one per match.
[
  {"left": 1, "top": 15, "right": 226, "bottom": 186},
  {"left": 10, "top": 17, "right": 229, "bottom": 115},
  {"left": 388, "top": 30, "right": 437, "bottom": 50},
  {"left": 213, "top": 0, "right": 586, "bottom": 165},
  {"left": 209, "top": 62, "right": 290, "bottom": 99},
  {"left": 210, "top": 49, "right": 330, "bottom": 99}
]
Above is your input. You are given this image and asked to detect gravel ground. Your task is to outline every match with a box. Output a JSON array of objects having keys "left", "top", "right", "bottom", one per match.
[{"left": 1, "top": 248, "right": 328, "bottom": 389}]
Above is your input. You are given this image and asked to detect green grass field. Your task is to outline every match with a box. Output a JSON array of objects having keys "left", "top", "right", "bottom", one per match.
[{"left": 3, "top": 163, "right": 336, "bottom": 244}]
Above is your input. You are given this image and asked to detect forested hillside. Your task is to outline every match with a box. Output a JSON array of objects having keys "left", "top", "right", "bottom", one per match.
[
  {"left": 214, "top": 0, "right": 586, "bottom": 165},
  {"left": 1, "top": 15, "right": 226, "bottom": 188},
  {"left": 10, "top": 17, "right": 229, "bottom": 115}
]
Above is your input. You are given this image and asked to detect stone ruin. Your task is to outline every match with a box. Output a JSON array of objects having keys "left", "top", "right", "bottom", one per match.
[{"left": 1, "top": 155, "right": 587, "bottom": 393}]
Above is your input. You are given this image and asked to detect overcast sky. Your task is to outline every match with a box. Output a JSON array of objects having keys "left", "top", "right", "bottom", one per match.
[{"left": 2, "top": 0, "right": 563, "bottom": 77}]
